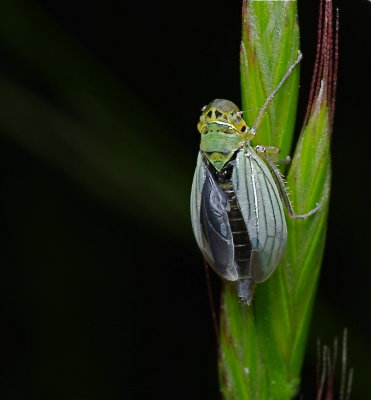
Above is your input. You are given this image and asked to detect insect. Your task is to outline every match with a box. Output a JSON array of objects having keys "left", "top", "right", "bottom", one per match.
[{"left": 190, "top": 52, "right": 320, "bottom": 305}]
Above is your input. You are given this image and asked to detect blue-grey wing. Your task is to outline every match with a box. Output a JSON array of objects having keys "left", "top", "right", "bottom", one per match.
[
  {"left": 232, "top": 146, "right": 287, "bottom": 282},
  {"left": 190, "top": 152, "right": 207, "bottom": 255},
  {"left": 190, "top": 152, "right": 238, "bottom": 281}
]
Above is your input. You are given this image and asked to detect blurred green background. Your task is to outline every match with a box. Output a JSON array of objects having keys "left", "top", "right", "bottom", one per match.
[{"left": 0, "top": 1, "right": 369, "bottom": 399}]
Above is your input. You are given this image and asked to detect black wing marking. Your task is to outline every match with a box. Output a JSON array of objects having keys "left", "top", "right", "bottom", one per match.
[{"left": 201, "top": 165, "right": 238, "bottom": 281}]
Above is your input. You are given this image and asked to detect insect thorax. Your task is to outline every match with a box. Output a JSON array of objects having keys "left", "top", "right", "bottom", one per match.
[{"left": 198, "top": 99, "right": 251, "bottom": 171}]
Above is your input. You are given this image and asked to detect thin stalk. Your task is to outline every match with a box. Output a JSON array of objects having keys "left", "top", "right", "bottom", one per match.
[{"left": 219, "top": 1, "right": 338, "bottom": 399}]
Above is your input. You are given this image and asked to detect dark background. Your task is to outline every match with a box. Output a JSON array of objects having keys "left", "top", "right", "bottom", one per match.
[{"left": 0, "top": 0, "right": 369, "bottom": 399}]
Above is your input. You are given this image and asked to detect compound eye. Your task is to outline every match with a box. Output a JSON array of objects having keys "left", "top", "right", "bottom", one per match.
[{"left": 241, "top": 125, "right": 247, "bottom": 132}]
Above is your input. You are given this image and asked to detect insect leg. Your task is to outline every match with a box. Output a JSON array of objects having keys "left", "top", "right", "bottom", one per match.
[
  {"left": 263, "top": 145, "right": 291, "bottom": 175},
  {"left": 255, "top": 145, "right": 320, "bottom": 219},
  {"left": 250, "top": 51, "right": 303, "bottom": 135},
  {"left": 260, "top": 146, "right": 290, "bottom": 164},
  {"left": 263, "top": 145, "right": 280, "bottom": 160}
]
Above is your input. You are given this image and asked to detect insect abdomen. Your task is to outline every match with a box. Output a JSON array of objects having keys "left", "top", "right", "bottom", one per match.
[{"left": 217, "top": 169, "right": 252, "bottom": 278}]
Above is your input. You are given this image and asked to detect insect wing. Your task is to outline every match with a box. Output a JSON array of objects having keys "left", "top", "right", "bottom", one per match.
[
  {"left": 201, "top": 165, "right": 239, "bottom": 281},
  {"left": 232, "top": 146, "right": 287, "bottom": 282},
  {"left": 191, "top": 153, "right": 208, "bottom": 252},
  {"left": 190, "top": 152, "right": 238, "bottom": 281}
]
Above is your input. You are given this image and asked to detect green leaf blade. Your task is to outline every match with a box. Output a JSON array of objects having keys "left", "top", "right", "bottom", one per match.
[
  {"left": 220, "top": 1, "right": 336, "bottom": 399},
  {"left": 240, "top": 0, "right": 300, "bottom": 157}
]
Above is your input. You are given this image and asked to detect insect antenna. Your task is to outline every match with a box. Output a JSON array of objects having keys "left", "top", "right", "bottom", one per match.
[{"left": 239, "top": 105, "right": 272, "bottom": 114}]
